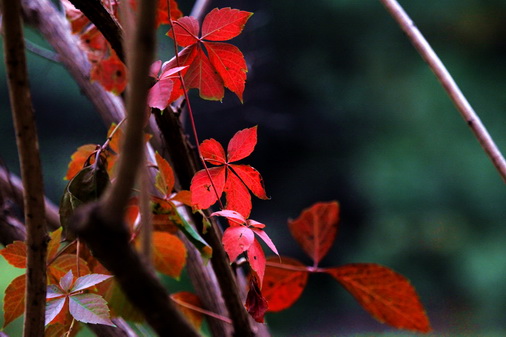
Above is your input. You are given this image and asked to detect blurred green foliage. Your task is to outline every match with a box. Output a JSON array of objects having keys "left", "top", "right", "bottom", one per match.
[{"left": 1, "top": 0, "right": 506, "bottom": 336}]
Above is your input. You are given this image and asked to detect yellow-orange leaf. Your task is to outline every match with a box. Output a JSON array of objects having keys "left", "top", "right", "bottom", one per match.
[
  {"left": 155, "top": 152, "right": 175, "bottom": 196},
  {"left": 64, "top": 144, "right": 97, "bottom": 180},
  {"left": 262, "top": 257, "right": 308, "bottom": 312},
  {"left": 171, "top": 292, "right": 204, "bottom": 330},
  {"left": 326, "top": 263, "right": 431, "bottom": 333},
  {"left": 0, "top": 241, "right": 26, "bottom": 268},
  {"left": 47, "top": 228, "right": 63, "bottom": 262},
  {"left": 152, "top": 231, "right": 186, "bottom": 279},
  {"left": 3, "top": 274, "right": 26, "bottom": 328}
]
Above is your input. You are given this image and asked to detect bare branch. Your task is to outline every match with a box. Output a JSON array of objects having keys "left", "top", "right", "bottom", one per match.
[
  {"left": 1, "top": 0, "right": 48, "bottom": 334},
  {"left": 380, "top": 0, "right": 506, "bottom": 183},
  {"left": 0, "top": 167, "right": 60, "bottom": 232}
]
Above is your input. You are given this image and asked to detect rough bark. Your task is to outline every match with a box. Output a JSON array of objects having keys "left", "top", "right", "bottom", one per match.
[{"left": 1, "top": 0, "right": 48, "bottom": 335}]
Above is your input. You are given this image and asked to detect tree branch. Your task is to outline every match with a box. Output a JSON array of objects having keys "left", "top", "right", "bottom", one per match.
[
  {"left": 380, "top": 0, "right": 506, "bottom": 183},
  {"left": 1, "top": 0, "right": 48, "bottom": 335},
  {"left": 71, "top": 0, "right": 200, "bottom": 335},
  {"left": 21, "top": 0, "right": 126, "bottom": 126},
  {"left": 0, "top": 166, "right": 60, "bottom": 233}
]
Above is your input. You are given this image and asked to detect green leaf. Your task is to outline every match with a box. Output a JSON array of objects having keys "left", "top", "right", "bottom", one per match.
[{"left": 59, "top": 156, "right": 110, "bottom": 241}]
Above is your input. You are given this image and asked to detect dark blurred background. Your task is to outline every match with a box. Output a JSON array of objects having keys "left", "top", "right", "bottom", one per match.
[{"left": 1, "top": 0, "right": 506, "bottom": 336}]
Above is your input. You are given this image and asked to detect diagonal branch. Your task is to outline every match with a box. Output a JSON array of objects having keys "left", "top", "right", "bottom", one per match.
[
  {"left": 66, "top": 0, "right": 125, "bottom": 63},
  {"left": 1, "top": 0, "right": 48, "bottom": 335},
  {"left": 21, "top": 0, "right": 126, "bottom": 126},
  {"left": 380, "top": 0, "right": 506, "bottom": 183}
]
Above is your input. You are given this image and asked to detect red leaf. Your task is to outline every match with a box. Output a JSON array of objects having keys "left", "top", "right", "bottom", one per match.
[
  {"left": 226, "top": 125, "right": 257, "bottom": 162},
  {"left": 222, "top": 226, "right": 254, "bottom": 262},
  {"left": 263, "top": 257, "right": 308, "bottom": 312},
  {"left": 288, "top": 201, "right": 340, "bottom": 266},
  {"left": 245, "top": 273, "right": 268, "bottom": 323},
  {"left": 3, "top": 274, "right": 26, "bottom": 328},
  {"left": 148, "top": 65, "right": 188, "bottom": 110},
  {"left": 167, "top": 8, "right": 252, "bottom": 102},
  {"left": 252, "top": 228, "right": 279, "bottom": 257},
  {"left": 191, "top": 127, "right": 267, "bottom": 217},
  {"left": 205, "top": 42, "right": 247, "bottom": 102},
  {"left": 326, "top": 263, "right": 431, "bottom": 333},
  {"left": 230, "top": 164, "right": 268, "bottom": 200},
  {"left": 211, "top": 209, "right": 246, "bottom": 225},
  {"left": 224, "top": 172, "right": 252, "bottom": 217},
  {"left": 129, "top": 0, "right": 182, "bottom": 27},
  {"left": 0, "top": 241, "right": 26, "bottom": 268},
  {"left": 247, "top": 239, "right": 266, "bottom": 285},
  {"left": 200, "top": 139, "right": 226, "bottom": 165},
  {"left": 170, "top": 16, "right": 200, "bottom": 47},
  {"left": 190, "top": 166, "right": 226, "bottom": 210},
  {"left": 148, "top": 79, "right": 175, "bottom": 110},
  {"left": 152, "top": 231, "right": 187, "bottom": 279},
  {"left": 90, "top": 52, "right": 127, "bottom": 95},
  {"left": 201, "top": 8, "right": 253, "bottom": 41},
  {"left": 69, "top": 293, "right": 114, "bottom": 326},
  {"left": 185, "top": 46, "right": 224, "bottom": 101}
]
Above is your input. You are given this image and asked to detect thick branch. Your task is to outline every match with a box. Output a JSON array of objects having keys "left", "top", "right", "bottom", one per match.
[
  {"left": 73, "top": 203, "right": 199, "bottom": 337},
  {"left": 21, "top": 0, "right": 125, "bottom": 126},
  {"left": 66, "top": 0, "right": 125, "bottom": 63},
  {"left": 380, "top": 0, "right": 506, "bottom": 183},
  {"left": 1, "top": 0, "right": 48, "bottom": 335},
  {"left": 101, "top": 0, "right": 155, "bottom": 222}
]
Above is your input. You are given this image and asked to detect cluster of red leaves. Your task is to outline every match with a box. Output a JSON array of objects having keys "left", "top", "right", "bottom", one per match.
[
  {"left": 61, "top": 0, "right": 182, "bottom": 94},
  {"left": 261, "top": 201, "right": 432, "bottom": 333},
  {"left": 190, "top": 126, "right": 268, "bottom": 218},
  {"left": 148, "top": 7, "right": 253, "bottom": 110}
]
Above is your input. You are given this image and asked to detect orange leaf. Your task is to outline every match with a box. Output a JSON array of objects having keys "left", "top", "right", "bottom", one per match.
[
  {"left": 64, "top": 144, "right": 97, "bottom": 180},
  {"left": 288, "top": 201, "right": 339, "bottom": 266},
  {"left": 3, "top": 274, "right": 26, "bottom": 328},
  {"left": 262, "top": 257, "right": 308, "bottom": 312},
  {"left": 155, "top": 152, "right": 175, "bottom": 196},
  {"left": 48, "top": 254, "right": 90, "bottom": 282},
  {"left": 326, "top": 263, "right": 431, "bottom": 333},
  {"left": 0, "top": 241, "right": 26, "bottom": 268},
  {"left": 47, "top": 228, "right": 63, "bottom": 262},
  {"left": 152, "top": 231, "right": 187, "bottom": 278},
  {"left": 172, "top": 190, "right": 192, "bottom": 206},
  {"left": 171, "top": 292, "right": 204, "bottom": 330}
]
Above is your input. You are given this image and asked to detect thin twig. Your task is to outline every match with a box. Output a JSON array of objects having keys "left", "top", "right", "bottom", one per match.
[
  {"left": 1, "top": 0, "right": 48, "bottom": 335},
  {"left": 380, "top": 0, "right": 506, "bottom": 183}
]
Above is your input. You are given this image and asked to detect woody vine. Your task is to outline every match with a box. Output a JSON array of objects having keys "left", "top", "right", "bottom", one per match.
[{"left": 1, "top": 0, "right": 504, "bottom": 336}]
